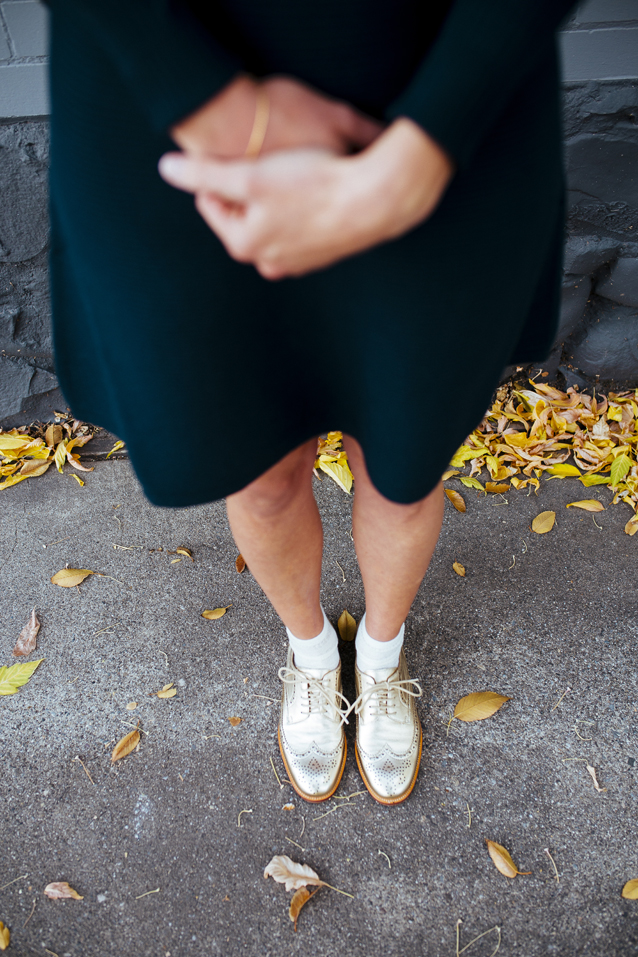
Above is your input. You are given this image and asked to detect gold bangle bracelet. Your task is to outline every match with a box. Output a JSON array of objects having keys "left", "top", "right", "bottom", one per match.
[{"left": 245, "top": 86, "right": 270, "bottom": 159}]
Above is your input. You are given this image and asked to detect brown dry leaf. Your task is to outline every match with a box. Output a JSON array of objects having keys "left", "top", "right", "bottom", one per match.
[
  {"left": 337, "top": 609, "right": 357, "bottom": 642},
  {"left": 445, "top": 489, "right": 466, "bottom": 513},
  {"left": 442, "top": 469, "right": 460, "bottom": 481},
  {"left": 13, "top": 608, "right": 40, "bottom": 656},
  {"left": 289, "top": 887, "right": 318, "bottom": 932},
  {"left": 202, "top": 606, "right": 231, "bottom": 620},
  {"left": 176, "top": 547, "right": 193, "bottom": 561},
  {"left": 282, "top": 803, "right": 295, "bottom": 811},
  {"left": 229, "top": 716, "right": 242, "bottom": 727},
  {"left": 44, "top": 882, "right": 84, "bottom": 900},
  {"left": 454, "top": 691, "right": 511, "bottom": 722},
  {"left": 485, "top": 482, "right": 510, "bottom": 494},
  {"left": 235, "top": 554, "right": 246, "bottom": 574},
  {"left": 622, "top": 879, "right": 638, "bottom": 900},
  {"left": 19, "top": 458, "right": 52, "bottom": 478},
  {"left": 111, "top": 726, "right": 140, "bottom": 763},
  {"left": 126, "top": 702, "right": 138, "bottom": 710},
  {"left": 452, "top": 562, "right": 466, "bottom": 577},
  {"left": 531, "top": 511, "right": 556, "bottom": 534},
  {"left": 157, "top": 687, "right": 177, "bottom": 699},
  {"left": 51, "top": 568, "right": 94, "bottom": 588},
  {"left": 0, "top": 921, "right": 9, "bottom": 950},
  {"left": 264, "top": 855, "right": 323, "bottom": 892},
  {"left": 486, "top": 840, "right": 531, "bottom": 878},
  {"left": 45, "top": 423, "right": 64, "bottom": 448},
  {"left": 624, "top": 515, "right": 638, "bottom": 536},
  {"left": 566, "top": 500, "right": 605, "bottom": 512}
]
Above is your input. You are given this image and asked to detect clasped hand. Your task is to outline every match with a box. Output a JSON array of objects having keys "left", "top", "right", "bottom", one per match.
[{"left": 159, "top": 75, "right": 453, "bottom": 279}]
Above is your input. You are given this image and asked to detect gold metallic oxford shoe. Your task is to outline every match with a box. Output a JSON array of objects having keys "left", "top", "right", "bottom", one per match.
[
  {"left": 277, "top": 648, "right": 350, "bottom": 803},
  {"left": 353, "top": 650, "right": 423, "bottom": 805}
]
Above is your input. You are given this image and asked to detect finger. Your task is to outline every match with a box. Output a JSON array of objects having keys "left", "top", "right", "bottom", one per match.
[
  {"left": 158, "top": 152, "right": 253, "bottom": 202},
  {"left": 345, "top": 112, "right": 385, "bottom": 150},
  {"left": 195, "top": 193, "right": 257, "bottom": 264}
]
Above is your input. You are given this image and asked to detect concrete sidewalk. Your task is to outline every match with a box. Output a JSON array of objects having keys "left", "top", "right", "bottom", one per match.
[{"left": 1, "top": 457, "right": 638, "bottom": 956}]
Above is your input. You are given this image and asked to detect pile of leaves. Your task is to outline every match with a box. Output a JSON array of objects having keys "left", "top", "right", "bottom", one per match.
[
  {"left": 315, "top": 431, "right": 353, "bottom": 494},
  {"left": 0, "top": 415, "right": 96, "bottom": 490},
  {"left": 449, "top": 381, "right": 638, "bottom": 514}
]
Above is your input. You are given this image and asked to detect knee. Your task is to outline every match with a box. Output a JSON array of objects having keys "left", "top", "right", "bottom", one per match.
[{"left": 229, "top": 462, "right": 309, "bottom": 522}]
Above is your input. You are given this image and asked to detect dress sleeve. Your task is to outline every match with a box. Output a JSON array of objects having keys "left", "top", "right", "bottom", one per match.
[
  {"left": 385, "top": 0, "right": 577, "bottom": 169},
  {"left": 51, "top": 0, "right": 242, "bottom": 132}
]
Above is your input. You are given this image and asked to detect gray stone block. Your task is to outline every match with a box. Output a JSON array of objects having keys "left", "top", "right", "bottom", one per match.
[
  {"left": 566, "top": 134, "right": 638, "bottom": 208},
  {"left": 566, "top": 300, "right": 638, "bottom": 379},
  {"left": 596, "top": 255, "right": 638, "bottom": 306},
  {"left": 561, "top": 28, "right": 638, "bottom": 83},
  {"left": 0, "top": 119, "right": 49, "bottom": 261},
  {"left": 563, "top": 235, "right": 620, "bottom": 273},
  {"left": 0, "top": 25, "right": 10, "bottom": 61},
  {"left": 2, "top": 0, "right": 49, "bottom": 57},
  {"left": 558, "top": 274, "right": 592, "bottom": 340},
  {"left": 0, "top": 353, "right": 34, "bottom": 417},
  {"left": 572, "top": 0, "right": 638, "bottom": 25},
  {"left": 0, "top": 62, "right": 49, "bottom": 116}
]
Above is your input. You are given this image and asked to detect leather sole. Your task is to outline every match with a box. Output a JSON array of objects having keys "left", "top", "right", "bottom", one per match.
[
  {"left": 277, "top": 726, "right": 347, "bottom": 804},
  {"left": 355, "top": 729, "right": 423, "bottom": 806}
]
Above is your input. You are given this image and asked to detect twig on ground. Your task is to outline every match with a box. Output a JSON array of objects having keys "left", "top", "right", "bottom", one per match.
[
  {"left": 456, "top": 919, "right": 502, "bottom": 956},
  {"left": 74, "top": 755, "right": 95, "bottom": 785},
  {"left": 551, "top": 687, "right": 571, "bottom": 711},
  {"left": 466, "top": 803, "right": 472, "bottom": 828},
  {"left": 285, "top": 837, "right": 305, "bottom": 852},
  {"left": 299, "top": 816, "right": 306, "bottom": 840},
  {"left": 237, "top": 809, "right": 253, "bottom": 827},
  {"left": 23, "top": 899, "right": 36, "bottom": 928},
  {"left": 269, "top": 756, "right": 283, "bottom": 788},
  {"left": 545, "top": 848, "right": 559, "bottom": 883},
  {"left": 134, "top": 888, "right": 160, "bottom": 899},
  {"left": 335, "top": 560, "right": 346, "bottom": 582},
  {"left": 378, "top": 850, "right": 391, "bottom": 869},
  {"left": 0, "top": 874, "right": 27, "bottom": 891}
]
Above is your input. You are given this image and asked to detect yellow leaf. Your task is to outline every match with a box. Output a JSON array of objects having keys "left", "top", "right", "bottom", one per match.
[
  {"left": 51, "top": 568, "right": 94, "bottom": 587},
  {"left": 161, "top": 683, "right": 174, "bottom": 691},
  {"left": 318, "top": 459, "right": 353, "bottom": 494},
  {"left": 485, "top": 482, "right": 510, "bottom": 494},
  {"left": 566, "top": 500, "right": 605, "bottom": 512},
  {"left": 70, "top": 473, "right": 85, "bottom": 486},
  {"left": 13, "top": 608, "right": 40, "bottom": 656},
  {"left": 0, "top": 921, "right": 9, "bottom": 950},
  {"left": 228, "top": 716, "right": 242, "bottom": 727},
  {"left": 531, "top": 511, "right": 556, "bottom": 534},
  {"left": 19, "top": 458, "right": 52, "bottom": 478},
  {"left": 0, "top": 658, "right": 44, "bottom": 695},
  {"left": 111, "top": 727, "right": 140, "bottom": 763},
  {"left": 442, "top": 469, "right": 460, "bottom": 481},
  {"left": 264, "top": 855, "right": 323, "bottom": 892},
  {"left": 579, "top": 474, "right": 611, "bottom": 487},
  {"left": 460, "top": 477, "right": 484, "bottom": 491},
  {"left": 202, "top": 605, "right": 231, "bottom": 620},
  {"left": 453, "top": 562, "right": 466, "bottom": 577},
  {"left": 235, "top": 554, "right": 246, "bottom": 573},
  {"left": 547, "top": 464, "right": 582, "bottom": 477},
  {"left": 454, "top": 690, "right": 511, "bottom": 722},
  {"left": 126, "top": 702, "right": 138, "bottom": 710},
  {"left": 445, "top": 489, "right": 466, "bottom": 512},
  {"left": 282, "top": 804, "right": 295, "bottom": 811},
  {"left": 611, "top": 453, "right": 632, "bottom": 487},
  {"left": 45, "top": 423, "right": 63, "bottom": 448},
  {"left": 337, "top": 609, "right": 357, "bottom": 642},
  {"left": 176, "top": 547, "right": 193, "bottom": 561},
  {"left": 106, "top": 440, "right": 125, "bottom": 458},
  {"left": 289, "top": 887, "right": 318, "bottom": 932},
  {"left": 44, "top": 882, "right": 84, "bottom": 900},
  {"left": 54, "top": 439, "right": 68, "bottom": 473},
  {"left": 485, "top": 840, "right": 531, "bottom": 878},
  {"left": 0, "top": 433, "right": 32, "bottom": 451},
  {"left": 157, "top": 687, "right": 177, "bottom": 699},
  {"left": 622, "top": 879, "right": 638, "bottom": 900},
  {"left": 0, "top": 472, "right": 30, "bottom": 490},
  {"left": 625, "top": 515, "right": 638, "bottom": 537}
]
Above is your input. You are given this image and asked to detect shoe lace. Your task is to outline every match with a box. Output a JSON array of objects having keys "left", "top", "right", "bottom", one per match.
[
  {"left": 350, "top": 675, "right": 422, "bottom": 720},
  {"left": 278, "top": 665, "right": 351, "bottom": 726}
]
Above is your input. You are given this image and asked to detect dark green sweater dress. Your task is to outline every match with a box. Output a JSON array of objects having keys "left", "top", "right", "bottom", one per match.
[{"left": 47, "top": 0, "right": 576, "bottom": 506}]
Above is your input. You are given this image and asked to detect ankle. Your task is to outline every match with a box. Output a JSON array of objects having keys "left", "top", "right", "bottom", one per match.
[
  {"left": 287, "top": 609, "right": 340, "bottom": 673},
  {"left": 355, "top": 612, "right": 404, "bottom": 672}
]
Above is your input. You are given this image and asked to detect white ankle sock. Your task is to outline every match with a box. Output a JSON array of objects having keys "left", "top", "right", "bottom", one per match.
[
  {"left": 355, "top": 612, "right": 404, "bottom": 673},
  {"left": 287, "top": 609, "right": 340, "bottom": 673}
]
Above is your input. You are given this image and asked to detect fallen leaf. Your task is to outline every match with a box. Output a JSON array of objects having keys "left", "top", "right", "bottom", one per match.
[
  {"left": 45, "top": 423, "right": 63, "bottom": 448},
  {"left": 625, "top": 515, "right": 638, "bottom": 536},
  {"left": 264, "top": 855, "right": 323, "bottom": 892},
  {"left": 19, "top": 458, "right": 52, "bottom": 478},
  {"left": 445, "top": 489, "right": 466, "bottom": 513},
  {"left": 202, "top": 606, "right": 231, "bottom": 620},
  {"left": 235, "top": 554, "right": 246, "bottom": 573},
  {"left": 337, "top": 609, "right": 357, "bottom": 642},
  {"left": 622, "top": 879, "right": 638, "bottom": 900},
  {"left": 51, "top": 568, "right": 94, "bottom": 587},
  {"left": 566, "top": 500, "right": 605, "bottom": 512},
  {"left": 111, "top": 727, "right": 140, "bottom": 763},
  {"left": 13, "top": 608, "right": 40, "bottom": 656},
  {"left": 485, "top": 482, "right": 510, "bottom": 494},
  {"left": 611, "top": 453, "right": 631, "bottom": 487},
  {"left": 460, "top": 476, "right": 484, "bottom": 491},
  {"left": 454, "top": 691, "right": 511, "bottom": 722},
  {"left": 44, "top": 882, "right": 84, "bottom": 900},
  {"left": 228, "top": 716, "right": 242, "bottom": 727},
  {"left": 486, "top": 840, "right": 531, "bottom": 878},
  {"left": 0, "top": 921, "right": 9, "bottom": 950},
  {"left": 547, "top": 464, "right": 582, "bottom": 478},
  {"left": 452, "top": 562, "right": 466, "bottom": 577},
  {"left": 282, "top": 803, "right": 295, "bottom": 811},
  {"left": 70, "top": 473, "right": 85, "bottom": 486},
  {"left": 157, "top": 687, "right": 177, "bottom": 699},
  {"left": 176, "top": 547, "right": 193, "bottom": 561},
  {"left": 531, "top": 511, "right": 555, "bottom": 534},
  {"left": 54, "top": 440, "right": 68, "bottom": 473},
  {"left": 126, "top": 702, "right": 138, "bottom": 710},
  {"left": 0, "top": 659, "right": 44, "bottom": 696},
  {"left": 106, "top": 440, "right": 125, "bottom": 458},
  {"left": 442, "top": 469, "right": 460, "bottom": 481},
  {"left": 289, "top": 887, "right": 319, "bottom": 932}
]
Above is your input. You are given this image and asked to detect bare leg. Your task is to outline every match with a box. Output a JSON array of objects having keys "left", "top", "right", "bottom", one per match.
[
  {"left": 343, "top": 434, "right": 444, "bottom": 642},
  {"left": 225, "top": 438, "right": 324, "bottom": 639}
]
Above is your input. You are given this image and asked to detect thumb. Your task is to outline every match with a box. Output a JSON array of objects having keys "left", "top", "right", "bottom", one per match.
[{"left": 158, "top": 152, "right": 252, "bottom": 202}]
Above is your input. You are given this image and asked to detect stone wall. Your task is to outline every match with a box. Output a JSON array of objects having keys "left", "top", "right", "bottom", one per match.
[{"left": 0, "top": 0, "right": 637, "bottom": 427}]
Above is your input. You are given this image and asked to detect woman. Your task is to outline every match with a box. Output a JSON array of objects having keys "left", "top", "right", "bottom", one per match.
[{"left": 48, "top": 0, "right": 576, "bottom": 805}]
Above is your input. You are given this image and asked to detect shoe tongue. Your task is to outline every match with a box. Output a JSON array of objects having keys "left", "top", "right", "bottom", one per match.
[
  {"left": 297, "top": 666, "right": 328, "bottom": 680},
  {"left": 362, "top": 666, "right": 398, "bottom": 683}
]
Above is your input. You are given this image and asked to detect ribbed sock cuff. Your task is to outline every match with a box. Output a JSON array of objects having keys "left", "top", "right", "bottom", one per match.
[
  {"left": 355, "top": 612, "right": 404, "bottom": 672},
  {"left": 287, "top": 609, "right": 340, "bottom": 673}
]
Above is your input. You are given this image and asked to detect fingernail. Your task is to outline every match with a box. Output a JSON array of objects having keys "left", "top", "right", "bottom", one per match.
[{"left": 158, "top": 153, "right": 185, "bottom": 180}]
